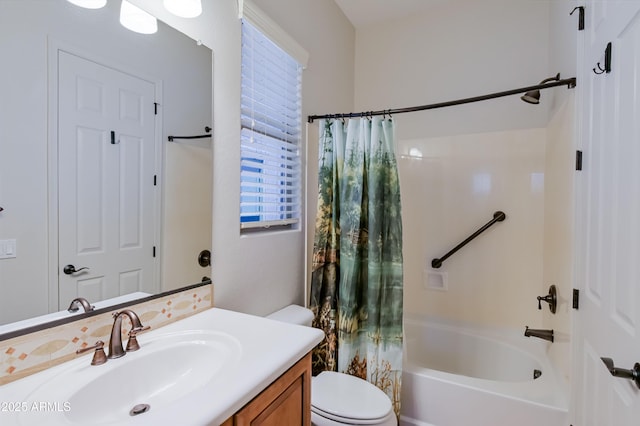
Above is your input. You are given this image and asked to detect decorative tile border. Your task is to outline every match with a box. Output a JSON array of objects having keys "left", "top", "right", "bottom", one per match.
[{"left": 0, "top": 284, "right": 213, "bottom": 385}]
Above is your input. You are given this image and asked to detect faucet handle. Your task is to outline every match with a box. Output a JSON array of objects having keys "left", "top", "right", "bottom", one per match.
[
  {"left": 131, "top": 325, "right": 151, "bottom": 334},
  {"left": 126, "top": 325, "right": 151, "bottom": 352},
  {"left": 536, "top": 285, "right": 557, "bottom": 314},
  {"left": 76, "top": 340, "right": 107, "bottom": 366}
]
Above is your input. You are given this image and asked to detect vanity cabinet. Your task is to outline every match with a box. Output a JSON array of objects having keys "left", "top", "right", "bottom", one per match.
[{"left": 222, "top": 352, "right": 312, "bottom": 426}]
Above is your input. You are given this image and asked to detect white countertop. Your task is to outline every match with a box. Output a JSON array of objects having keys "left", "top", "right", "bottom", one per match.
[{"left": 0, "top": 308, "right": 325, "bottom": 426}]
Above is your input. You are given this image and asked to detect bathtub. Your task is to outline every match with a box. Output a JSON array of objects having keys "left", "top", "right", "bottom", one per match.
[{"left": 400, "top": 315, "right": 569, "bottom": 426}]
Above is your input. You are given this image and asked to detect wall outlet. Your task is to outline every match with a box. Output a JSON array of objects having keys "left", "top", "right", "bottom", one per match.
[
  {"left": 423, "top": 269, "right": 448, "bottom": 291},
  {"left": 0, "top": 239, "right": 16, "bottom": 259}
]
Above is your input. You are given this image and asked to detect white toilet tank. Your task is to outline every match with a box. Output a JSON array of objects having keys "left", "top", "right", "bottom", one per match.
[
  {"left": 266, "top": 305, "right": 314, "bottom": 327},
  {"left": 266, "top": 304, "right": 397, "bottom": 426}
]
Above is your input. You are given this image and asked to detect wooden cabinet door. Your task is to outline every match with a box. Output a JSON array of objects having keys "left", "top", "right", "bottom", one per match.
[{"left": 226, "top": 352, "right": 312, "bottom": 426}]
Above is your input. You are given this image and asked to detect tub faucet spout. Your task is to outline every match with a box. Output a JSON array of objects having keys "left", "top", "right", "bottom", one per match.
[{"left": 524, "top": 326, "right": 554, "bottom": 342}]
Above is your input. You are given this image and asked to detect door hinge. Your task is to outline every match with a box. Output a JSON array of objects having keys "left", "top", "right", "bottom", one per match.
[
  {"left": 573, "top": 288, "right": 580, "bottom": 309},
  {"left": 576, "top": 150, "right": 583, "bottom": 170},
  {"left": 153, "top": 246, "right": 156, "bottom": 258},
  {"left": 154, "top": 102, "right": 158, "bottom": 115}
]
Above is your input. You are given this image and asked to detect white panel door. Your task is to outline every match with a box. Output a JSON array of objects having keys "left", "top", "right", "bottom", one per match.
[
  {"left": 573, "top": 1, "right": 640, "bottom": 425},
  {"left": 58, "top": 50, "right": 157, "bottom": 307}
]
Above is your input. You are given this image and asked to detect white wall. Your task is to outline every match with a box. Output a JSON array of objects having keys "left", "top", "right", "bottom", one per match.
[
  {"left": 0, "top": 0, "right": 211, "bottom": 323},
  {"left": 131, "top": 0, "right": 355, "bottom": 316}
]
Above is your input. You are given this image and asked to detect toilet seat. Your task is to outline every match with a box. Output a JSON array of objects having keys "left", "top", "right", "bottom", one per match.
[
  {"left": 311, "top": 405, "right": 396, "bottom": 425},
  {"left": 311, "top": 371, "right": 395, "bottom": 425}
]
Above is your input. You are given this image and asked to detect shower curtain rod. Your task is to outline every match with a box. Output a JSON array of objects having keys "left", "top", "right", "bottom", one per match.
[{"left": 307, "top": 77, "right": 577, "bottom": 123}]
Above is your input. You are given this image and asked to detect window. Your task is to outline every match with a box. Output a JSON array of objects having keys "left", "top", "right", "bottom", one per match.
[{"left": 240, "top": 18, "right": 303, "bottom": 230}]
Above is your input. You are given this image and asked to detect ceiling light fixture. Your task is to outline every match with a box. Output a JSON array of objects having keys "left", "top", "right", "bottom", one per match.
[
  {"left": 163, "top": 0, "right": 202, "bottom": 18},
  {"left": 66, "top": 0, "right": 107, "bottom": 9},
  {"left": 120, "top": 0, "right": 158, "bottom": 34}
]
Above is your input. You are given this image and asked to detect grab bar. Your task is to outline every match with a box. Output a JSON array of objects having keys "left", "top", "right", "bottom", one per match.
[{"left": 431, "top": 211, "right": 506, "bottom": 268}]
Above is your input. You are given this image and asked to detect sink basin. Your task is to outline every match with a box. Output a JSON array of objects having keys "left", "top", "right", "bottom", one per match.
[
  {"left": 18, "top": 330, "right": 241, "bottom": 426},
  {"left": 1, "top": 308, "right": 325, "bottom": 426}
]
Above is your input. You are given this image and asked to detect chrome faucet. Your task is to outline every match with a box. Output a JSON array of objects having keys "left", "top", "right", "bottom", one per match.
[
  {"left": 107, "top": 309, "right": 150, "bottom": 359},
  {"left": 67, "top": 297, "right": 95, "bottom": 313},
  {"left": 524, "top": 326, "right": 554, "bottom": 342}
]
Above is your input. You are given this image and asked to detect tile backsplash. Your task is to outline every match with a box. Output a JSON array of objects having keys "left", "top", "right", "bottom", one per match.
[{"left": 0, "top": 284, "right": 213, "bottom": 385}]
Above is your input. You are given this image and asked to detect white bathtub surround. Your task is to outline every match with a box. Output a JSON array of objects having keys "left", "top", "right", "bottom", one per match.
[
  {"left": 400, "top": 314, "right": 569, "bottom": 426},
  {"left": 398, "top": 128, "right": 545, "bottom": 330}
]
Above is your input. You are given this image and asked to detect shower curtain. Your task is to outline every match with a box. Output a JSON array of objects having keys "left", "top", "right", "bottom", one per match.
[{"left": 309, "top": 117, "right": 404, "bottom": 415}]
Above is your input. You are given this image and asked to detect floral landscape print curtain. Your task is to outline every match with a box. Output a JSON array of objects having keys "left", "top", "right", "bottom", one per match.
[{"left": 309, "top": 117, "right": 404, "bottom": 415}]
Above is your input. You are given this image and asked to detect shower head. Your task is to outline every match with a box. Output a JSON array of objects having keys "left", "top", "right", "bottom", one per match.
[
  {"left": 520, "top": 91, "right": 540, "bottom": 104},
  {"left": 520, "top": 73, "right": 561, "bottom": 105}
]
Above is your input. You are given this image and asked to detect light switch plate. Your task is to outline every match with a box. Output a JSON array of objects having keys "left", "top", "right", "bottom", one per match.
[{"left": 0, "top": 239, "right": 16, "bottom": 259}]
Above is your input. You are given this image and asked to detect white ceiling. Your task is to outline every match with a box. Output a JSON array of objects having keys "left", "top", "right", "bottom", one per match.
[{"left": 333, "top": 0, "right": 451, "bottom": 28}]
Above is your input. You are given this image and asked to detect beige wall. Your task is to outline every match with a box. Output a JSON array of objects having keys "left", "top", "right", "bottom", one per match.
[{"left": 354, "top": 0, "right": 551, "bottom": 141}]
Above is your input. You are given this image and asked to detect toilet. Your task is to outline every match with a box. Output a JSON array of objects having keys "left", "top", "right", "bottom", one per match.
[{"left": 267, "top": 305, "right": 397, "bottom": 426}]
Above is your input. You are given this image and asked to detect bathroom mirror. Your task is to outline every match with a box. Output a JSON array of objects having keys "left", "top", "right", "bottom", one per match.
[{"left": 0, "top": 0, "right": 213, "bottom": 329}]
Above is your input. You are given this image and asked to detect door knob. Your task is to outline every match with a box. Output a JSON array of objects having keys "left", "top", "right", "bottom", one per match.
[
  {"left": 63, "top": 264, "right": 90, "bottom": 275},
  {"left": 601, "top": 357, "right": 640, "bottom": 388}
]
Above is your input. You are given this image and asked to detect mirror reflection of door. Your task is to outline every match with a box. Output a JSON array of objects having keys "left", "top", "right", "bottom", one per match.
[
  {"left": 57, "top": 51, "right": 159, "bottom": 306},
  {"left": 0, "top": 0, "right": 213, "bottom": 326}
]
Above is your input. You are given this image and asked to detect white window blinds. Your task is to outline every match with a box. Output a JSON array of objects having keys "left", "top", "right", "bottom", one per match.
[{"left": 240, "top": 19, "right": 302, "bottom": 230}]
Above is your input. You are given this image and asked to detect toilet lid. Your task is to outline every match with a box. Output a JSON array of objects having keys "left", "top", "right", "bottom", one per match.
[{"left": 312, "top": 371, "right": 392, "bottom": 422}]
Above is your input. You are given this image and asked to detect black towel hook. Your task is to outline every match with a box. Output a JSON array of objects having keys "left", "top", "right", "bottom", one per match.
[
  {"left": 570, "top": 6, "right": 585, "bottom": 31},
  {"left": 593, "top": 42, "right": 612, "bottom": 75}
]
